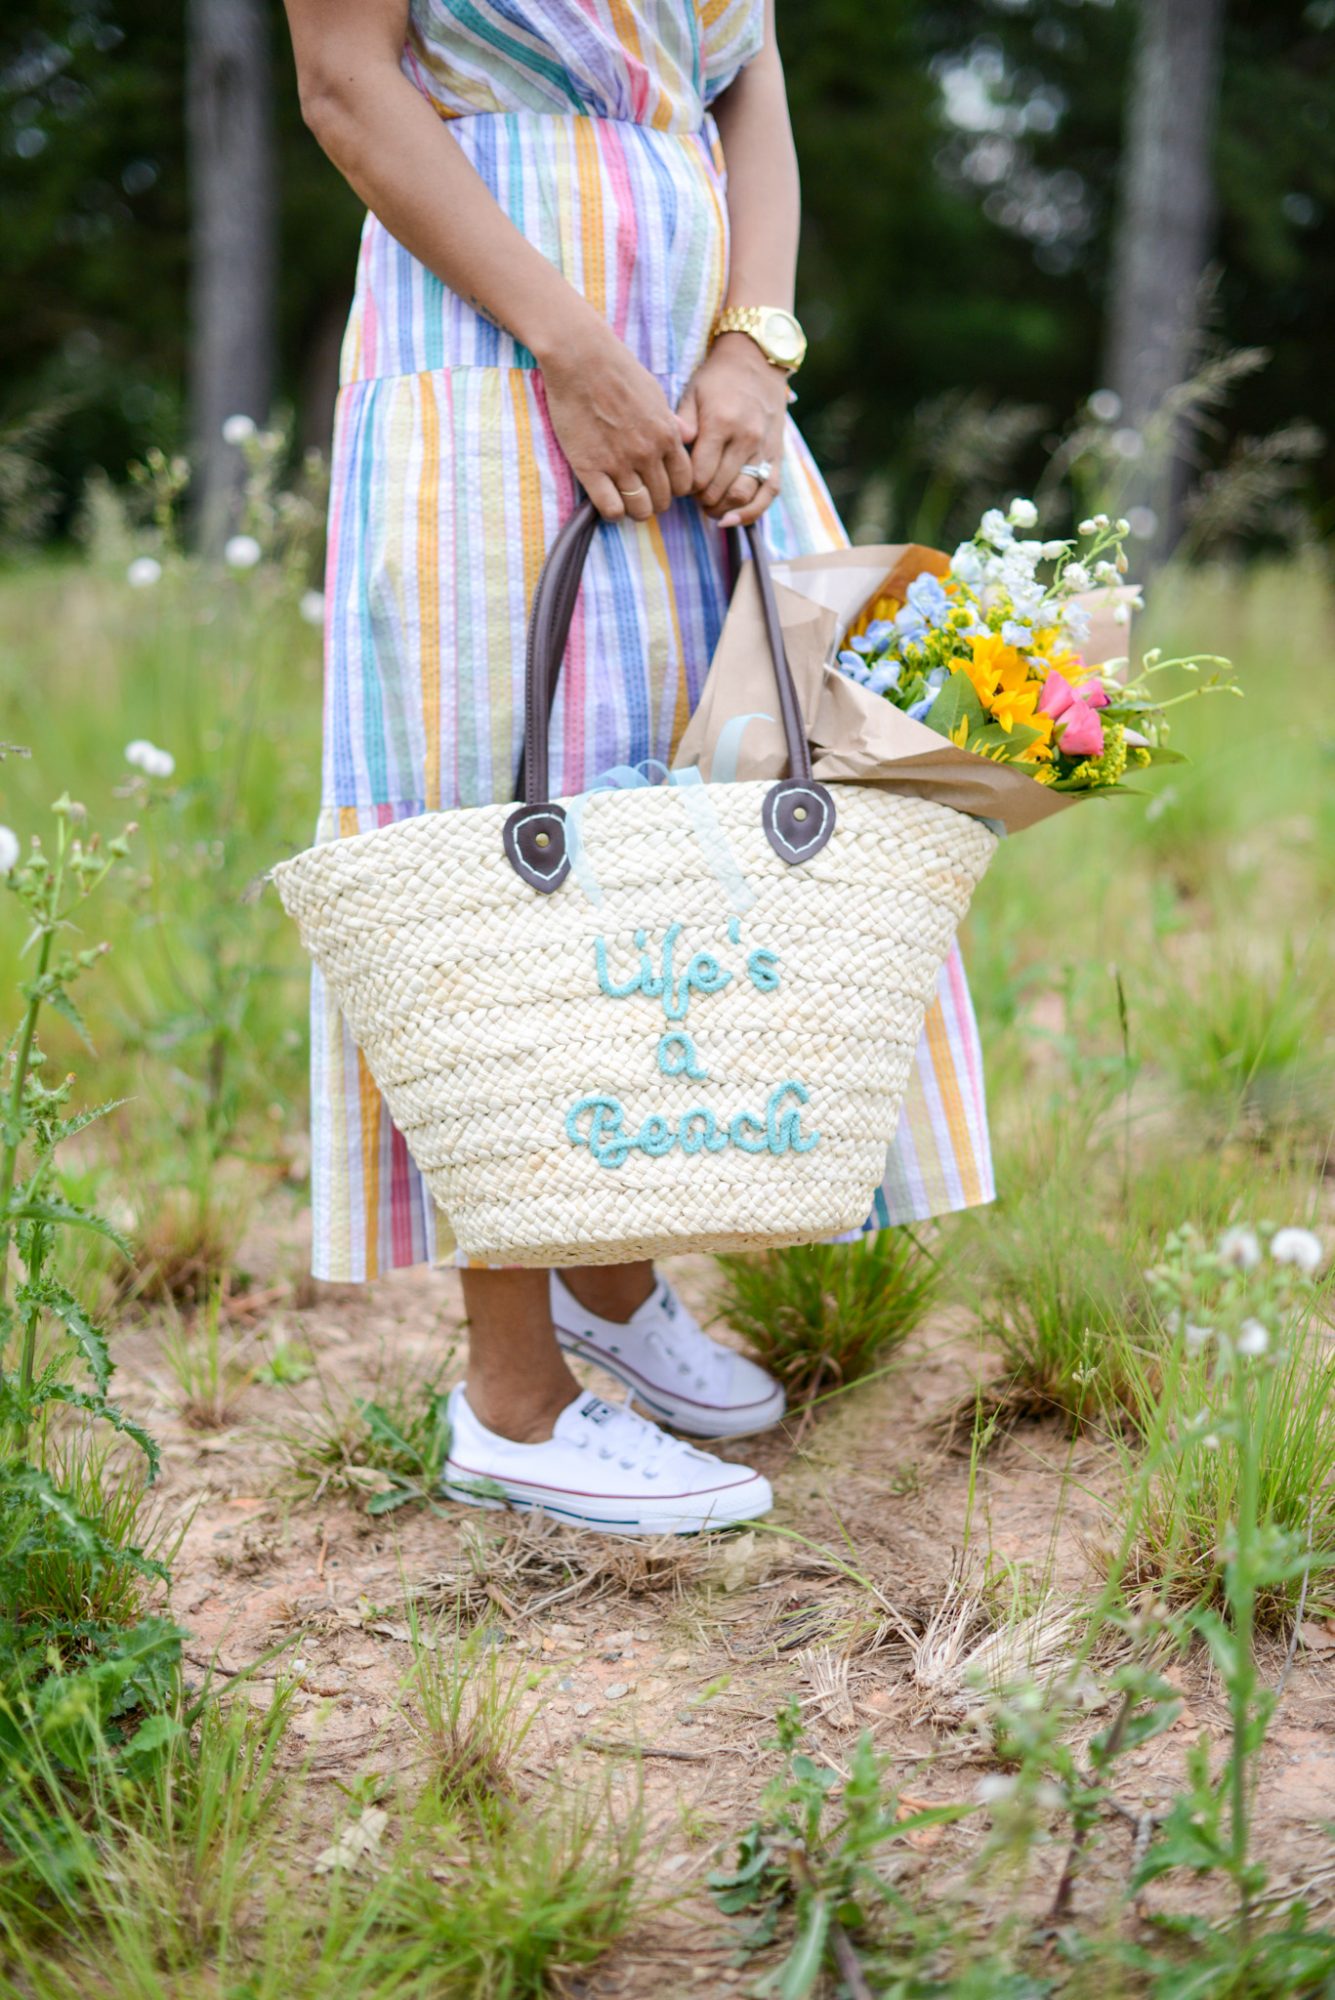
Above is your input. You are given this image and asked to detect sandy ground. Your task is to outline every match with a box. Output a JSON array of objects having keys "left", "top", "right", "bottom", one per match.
[{"left": 112, "top": 1197, "right": 1335, "bottom": 1992}]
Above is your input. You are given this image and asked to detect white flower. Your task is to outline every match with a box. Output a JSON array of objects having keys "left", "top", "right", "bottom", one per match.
[
  {"left": 299, "top": 589, "right": 326, "bottom": 627},
  {"left": 1008, "top": 498, "right": 1039, "bottom": 530},
  {"left": 1088, "top": 389, "right": 1122, "bottom": 424},
  {"left": 1115, "top": 518, "right": 1131, "bottom": 536},
  {"left": 1064, "top": 561, "right": 1091, "bottom": 592},
  {"left": 125, "top": 739, "right": 176, "bottom": 780},
  {"left": 950, "top": 542, "right": 985, "bottom": 587},
  {"left": 1041, "top": 540, "right": 1069, "bottom": 561},
  {"left": 1202, "top": 1433, "right": 1221, "bottom": 1451},
  {"left": 127, "top": 556, "right": 162, "bottom": 589},
  {"left": 1237, "top": 1319, "right": 1270, "bottom": 1358},
  {"left": 1094, "top": 561, "right": 1121, "bottom": 586},
  {"left": 1079, "top": 519, "right": 1098, "bottom": 536},
  {"left": 980, "top": 508, "right": 1015, "bottom": 549},
  {"left": 975, "top": 1775, "right": 1018, "bottom": 1804},
  {"left": 224, "top": 534, "right": 262, "bottom": 570},
  {"left": 1219, "top": 1226, "right": 1262, "bottom": 1271},
  {"left": 1185, "top": 1322, "right": 1213, "bottom": 1351},
  {"left": 1113, "top": 604, "right": 1132, "bottom": 625},
  {"left": 222, "top": 413, "right": 257, "bottom": 446},
  {"left": 1270, "top": 1227, "right": 1323, "bottom": 1276},
  {"left": 1061, "top": 603, "right": 1093, "bottom": 645},
  {"left": 0, "top": 825, "right": 19, "bottom": 874}
]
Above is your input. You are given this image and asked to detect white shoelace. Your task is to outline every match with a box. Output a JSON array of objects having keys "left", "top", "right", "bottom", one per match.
[
  {"left": 567, "top": 1395, "right": 698, "bottom": 1478},
  {"left": 642, "top": 1309, "right": 734, "bottom": 1398}
]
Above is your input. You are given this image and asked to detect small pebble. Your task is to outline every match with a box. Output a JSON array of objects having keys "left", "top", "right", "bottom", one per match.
[
  {"left": 574, "top": 1701, "right": 593, "bottom": 1717},
  {"left": 604, "top": 1681, "right": 631, "bottom": 1701}
]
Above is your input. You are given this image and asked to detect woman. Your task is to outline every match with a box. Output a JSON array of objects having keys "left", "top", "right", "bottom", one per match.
[{"left": 282, "top": 0, "right": 993, "bottom": 1535}]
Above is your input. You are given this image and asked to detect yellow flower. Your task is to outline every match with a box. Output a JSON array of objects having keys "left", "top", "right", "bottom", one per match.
[{"left": 948, "top": 717, "right": 970, "bottom": 748}]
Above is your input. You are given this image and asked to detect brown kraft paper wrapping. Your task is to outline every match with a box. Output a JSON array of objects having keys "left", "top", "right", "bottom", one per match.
[{"left": 675, "top": 544, "right": 1137, "bottom": 839}]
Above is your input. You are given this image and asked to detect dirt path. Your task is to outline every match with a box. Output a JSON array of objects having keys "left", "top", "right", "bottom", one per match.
[{"left": 112, "top": 1195, "right": 1335, "bottom": 1990}]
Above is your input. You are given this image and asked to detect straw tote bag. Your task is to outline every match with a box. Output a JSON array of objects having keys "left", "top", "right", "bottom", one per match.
[{"left": 273, "top": 500, "right": 998, "bottom": 1267}]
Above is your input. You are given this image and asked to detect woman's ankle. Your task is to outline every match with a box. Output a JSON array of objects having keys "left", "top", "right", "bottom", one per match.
[
  {"left": 561, "top": 1261, "right": 657, "bottom": 1325},
  {"left": 464, "top": 1368, "right": 580, "bottom": 1444}
]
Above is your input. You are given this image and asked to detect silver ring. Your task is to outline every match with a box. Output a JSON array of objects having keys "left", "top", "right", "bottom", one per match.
[{"left": 739, "top": 461, "right": 773, "bottom": 484}]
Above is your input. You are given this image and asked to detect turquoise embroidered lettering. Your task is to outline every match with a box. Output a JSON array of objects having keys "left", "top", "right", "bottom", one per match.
[
  {"left": 728, "top": 1109, "right": 769, "bottom": 1154},
  {"left": 766, "top": 1080, "right": 819, "bottom": 1154},
  {"left": 747, "top": 948, "right": 780, "bottom": 993},
  {"left": 594, "top": 938, "right": 642, "bottom": 1000},
  {"left": 565, "top": 1095, "right": 633, "bottom": 1168},
  {"left": 658, "top": 1031, "right": 709, "bottom": 1080},
  {"left": 636, "top": 1114, "right": 675, "bottom": 1157},
  {"left": 679, "top": 1108, "right": 727, "bottom": 1154},
  {"left": 727, "top": 917, "right": 741, "bottom": 947}
]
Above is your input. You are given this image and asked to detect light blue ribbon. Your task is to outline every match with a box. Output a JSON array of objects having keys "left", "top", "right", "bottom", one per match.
[{"left": 564, "top": 711, "right": 773, "bottom": 911}]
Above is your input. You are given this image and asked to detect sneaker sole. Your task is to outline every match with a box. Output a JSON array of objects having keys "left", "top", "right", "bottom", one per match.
[
  {"left": 554, "top": 1330, "right": 787, "bottom": 1440},
  {"left": 441, "top": 1466, "right": 773, "bottom": 1538}
]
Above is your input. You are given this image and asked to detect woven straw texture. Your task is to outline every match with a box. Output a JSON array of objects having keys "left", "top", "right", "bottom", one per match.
[{"left": 273, "top": 782, "right": 996, "bottom": 1267}]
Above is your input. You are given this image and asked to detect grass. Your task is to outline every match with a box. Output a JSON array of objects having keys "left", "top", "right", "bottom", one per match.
[
  {"left": 714, "top": 1226, "right": 938, "bottom": 1406},
  {"left": 1118, "top": 1311, "right": 1335, "bottom": 1625}
]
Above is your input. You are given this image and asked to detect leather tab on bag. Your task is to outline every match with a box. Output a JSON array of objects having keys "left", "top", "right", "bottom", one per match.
[
  {"left": 762, "top": 780, "right": 836, "bottom": 865},
  {"left": 503, "top": 804, "right": 571, "bottom": 894}
]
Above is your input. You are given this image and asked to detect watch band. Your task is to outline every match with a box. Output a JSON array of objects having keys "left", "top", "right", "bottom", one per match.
[{"left": 712, "top": 305, "right": 806, "bottom": 373}]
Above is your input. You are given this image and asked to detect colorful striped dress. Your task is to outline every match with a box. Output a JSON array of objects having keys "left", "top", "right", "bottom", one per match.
[{"left": 310, "top": 0, "right": 994, "bottom": 1280}]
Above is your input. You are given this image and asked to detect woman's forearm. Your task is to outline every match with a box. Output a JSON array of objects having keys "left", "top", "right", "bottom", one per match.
[
  {"left": 710, "top": 2, "right": 801, "bottom": 311},
  {"left": 286, "top": 8, "right": 597, "bottom": 367}
]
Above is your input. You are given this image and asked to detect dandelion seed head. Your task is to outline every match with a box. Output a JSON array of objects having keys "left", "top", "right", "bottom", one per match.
[
  {"left": 222, "top": 414, "right": 257, "bottom": 445},
  {"left": 1270, "top": 1227, "right": 1323, "bottom": 1276},
  {"left": 224, "top": 534, "right": 263, "bottom": 571},
  {"left": 126, "top": 556, "right": 162, "bottom": 589},
  {"left": 0, "top": 825, "right": 19, "bottom": 874}
]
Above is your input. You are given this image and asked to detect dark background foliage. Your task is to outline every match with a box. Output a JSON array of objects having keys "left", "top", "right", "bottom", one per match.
[{"left": 1, "top": 0, "right": 1332, "bottom": 532}]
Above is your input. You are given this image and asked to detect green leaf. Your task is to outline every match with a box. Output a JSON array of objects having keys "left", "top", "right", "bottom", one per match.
[
  {"left": 778, "top": 1895, "right": 831, "bottom": 2000},
  {"left": 42, "top": 1384, "right": 161, "bottom": 1482},
  {"left": 358, "top": 1399, "right": 416, "bottom": 1464},
  {"left": 7, "top": 1199, "right": 132, "bottom": 1257},
  {"left": 45, "top": 984, "right": 96, "bottom": 1055},
  {"left": 366, "top": 1486, "right": 416, "bottom": 1515},
  {"left": 969, "top": 719, "right": 1042, "bottom": 756},
  {"left": 19, "top": 1278, "right": 111, "bottom": 1393},
  {"left": 1141, "top": 745, "right": 1188, "bottom": 766},
  {"left": 925, "top": 673, "right": 987, "bottom": 741},
  {"left": 119, "top": 1712, "right": 187, "bottom": 1771}
]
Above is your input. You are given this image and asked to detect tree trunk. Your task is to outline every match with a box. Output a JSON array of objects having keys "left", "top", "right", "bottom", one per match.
[
  {"left": 1104, "top": 0, "right": 1226, "bottom": 563},
  {"left": 186, "top": 0, "right": 276, "bottom": 550}
]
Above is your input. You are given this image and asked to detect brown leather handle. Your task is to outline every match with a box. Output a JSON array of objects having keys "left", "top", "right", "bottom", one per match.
[
  {"left": 503, "top": 495, "right": 834, "bottom": 894},
  {"left": 515, "top": 496, "right": 814, "bottom": 805}
]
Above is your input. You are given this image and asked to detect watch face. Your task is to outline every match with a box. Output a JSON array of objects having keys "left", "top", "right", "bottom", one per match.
[{"left": 763, "top": 310, "right": 804, "bottom": 365}]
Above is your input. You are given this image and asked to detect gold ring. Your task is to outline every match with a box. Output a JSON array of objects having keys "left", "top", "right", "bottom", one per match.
[{"left": 617, "top": 481, "right": 648, "bottom": 498}]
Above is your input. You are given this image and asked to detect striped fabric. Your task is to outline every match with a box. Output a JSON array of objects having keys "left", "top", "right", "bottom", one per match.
[{"left": 309, "top": 0, "right": 995, "bottom": 1281}]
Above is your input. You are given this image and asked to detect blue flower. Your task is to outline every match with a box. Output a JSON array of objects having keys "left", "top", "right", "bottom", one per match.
[
  {"left": 837, "top": 649, "right": 870, "bottom": 681},
  {"left": 849, "top": 632, "right": 875, "bottom": 655},
  {"left": 925, "top": 667, "right": 948, "bottom": 694},
  {"left": 907, "top": 695, "right": 936, "bottom": 722},
  {"left": 867, "top": 660, "right": 902, "bottom": 696},
  {"left": 865, "top": 618, "right": 895, "bottom": 649},
  {"left": 894, "top": 605, "right": 927, "bottom": 642},
  {"left": 906, "top": 575, "right": 951, "bottom": 628},
  {"left": 1002, "top": 620, "right": 1033, "bottom": 647}
]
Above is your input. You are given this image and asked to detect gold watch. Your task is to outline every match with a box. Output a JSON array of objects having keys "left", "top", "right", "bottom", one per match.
[{"left": 712, "top": 305, "right": 807, "bottom": 374}]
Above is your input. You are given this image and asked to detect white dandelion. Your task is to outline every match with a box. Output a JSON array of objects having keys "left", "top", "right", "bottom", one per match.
[
  {"left": 0, "top": 825, "right": 20, "bottom": 874},
  {"left": 223, "top": 534, "right": 263, "bottom": 570},
  {"left": 1270, "top": 1228, "right": 1323, "bottom": 1276},
  {"left": 126, "top": 556, "right": 162, "bottom": 589}
]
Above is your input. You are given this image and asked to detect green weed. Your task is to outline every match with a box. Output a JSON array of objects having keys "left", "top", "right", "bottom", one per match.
[{"left": 713, "top": 1229, "right": 937, "bottom": 1407}]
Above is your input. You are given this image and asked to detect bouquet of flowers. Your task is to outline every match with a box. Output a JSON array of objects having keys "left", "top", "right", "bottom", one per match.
[{"left": 833, "top": 502, "right": 1236, "bottom": 796}]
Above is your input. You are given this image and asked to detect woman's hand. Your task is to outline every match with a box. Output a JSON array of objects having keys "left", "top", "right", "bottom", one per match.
[
  {"left": 676, "top": 334, "right": 789, "bottom": 529},
  {"left": 537, "top": 313, "right": 694, "bottom": 524}
]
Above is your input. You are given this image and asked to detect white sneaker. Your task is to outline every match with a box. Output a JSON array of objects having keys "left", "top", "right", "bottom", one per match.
[
  {"left": 442, "top": 1384, "right": 772, "bottom": 1536},
  {"left": 550, "top": 1274, "right": 786, "bottom": 1440}
]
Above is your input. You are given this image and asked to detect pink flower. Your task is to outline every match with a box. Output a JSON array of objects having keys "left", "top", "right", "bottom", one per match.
[
  {"left": 1038, "top": 668, "right": 1106, "bottom": 758},
  {"left": 1037, "top": 670, "right": 1078, "bottom": 720},
  {"left": 1057, "top": 701, "right": 1105, "bottom": 758},
  {"left": 1084, "top": 681, "right": 1110, "bottom": 710}
]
